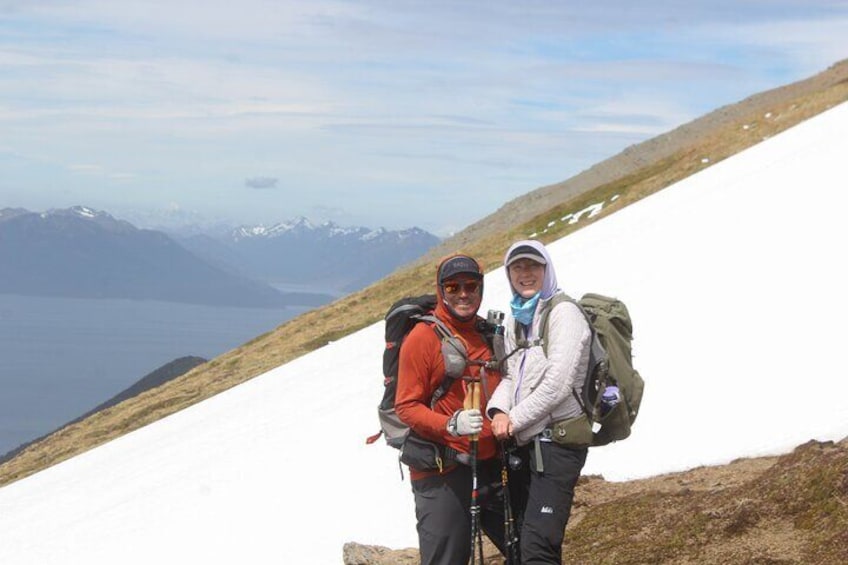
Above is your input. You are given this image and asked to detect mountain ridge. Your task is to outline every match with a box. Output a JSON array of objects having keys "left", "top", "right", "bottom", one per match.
[
  {"left": 0, "top": 205, "right": 440, "bottom": 302},
  {"left": 0, "top": 206, "right": 307, "bottom": 308},
  {"left": 423, "top": 59, "right": 848, "bottom": 259},
  {"left": 228, "top": 216, "right": 425, "bottom": 241},
  {"left": 177, "top": 217, "right": 441, "bottom": 293}
]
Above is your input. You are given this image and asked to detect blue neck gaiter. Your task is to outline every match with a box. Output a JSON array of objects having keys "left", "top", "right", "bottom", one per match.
[{"left": 511, "top": 292, "right": 540, "bottom": 326}]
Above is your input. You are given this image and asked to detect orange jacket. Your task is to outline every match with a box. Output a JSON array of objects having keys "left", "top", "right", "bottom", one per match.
[{"left": 394, "top": 270, "right": 501, "bottom": 481}]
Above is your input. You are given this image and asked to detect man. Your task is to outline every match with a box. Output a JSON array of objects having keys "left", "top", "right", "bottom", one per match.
[{"left": 395, "top": 254, "right": 506, "bottom": 565}]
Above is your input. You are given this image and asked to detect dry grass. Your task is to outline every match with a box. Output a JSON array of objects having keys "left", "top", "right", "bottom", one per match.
[{"left": 1, "top": 60, "right": 847, "bottom": 489}]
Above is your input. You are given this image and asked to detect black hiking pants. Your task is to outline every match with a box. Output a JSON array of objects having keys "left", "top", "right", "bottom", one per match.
[
  {"left": 411, "top": 459, "right": 506, "bottom": 565},
  {"left": 510, "top": 440, "right": 588, "bottom": 565}
]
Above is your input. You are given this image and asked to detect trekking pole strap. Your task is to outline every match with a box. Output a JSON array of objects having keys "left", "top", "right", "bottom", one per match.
[
  {"left": 441, "top": 445, "right": 471, "bottom": 466},
  {"left": 533, "top": 436, "right": 545, "bottom": 473}
]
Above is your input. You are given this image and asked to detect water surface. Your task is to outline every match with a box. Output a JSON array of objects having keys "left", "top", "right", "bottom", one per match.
[{"left": 0, "top": 293, "right": 321, "bottom": 456}]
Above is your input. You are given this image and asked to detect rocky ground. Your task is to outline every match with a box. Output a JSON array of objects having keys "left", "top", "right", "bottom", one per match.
[{"left": 344, "top": 437, "right": 848, "bottom": 564}]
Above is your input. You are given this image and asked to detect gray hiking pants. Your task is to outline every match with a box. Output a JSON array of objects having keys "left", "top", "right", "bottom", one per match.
[{"left": 411, "top": 459, "right": 505, "bottom": 565}]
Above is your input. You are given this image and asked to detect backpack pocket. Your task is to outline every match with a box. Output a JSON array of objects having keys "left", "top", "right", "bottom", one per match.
[
  {"left": 441, "top": 336, "right": 468, "bottom": 379},
  {"left": 377, "top": 406, "right": 409, "bottom": 449},
  {"left": 592, "top": 400, "right": 632, "bottom": 446},
  {"left": 399, "top": 433, "right": 446, "bottom": 472},
  {"left": 626, "top": 369, "right": 644, "bottom": 425},
  {"left": 549, "top": 414, "right": 593, "bottom": 448}
]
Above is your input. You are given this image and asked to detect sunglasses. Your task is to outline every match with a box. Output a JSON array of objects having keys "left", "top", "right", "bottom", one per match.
[{"left": 442, "top": 280, "right": 481, "bottom": 295}]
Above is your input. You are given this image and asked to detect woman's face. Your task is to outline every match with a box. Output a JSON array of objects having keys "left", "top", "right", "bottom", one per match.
[{"left": 508, "top": 258, "right": 545, "bottom": 298}]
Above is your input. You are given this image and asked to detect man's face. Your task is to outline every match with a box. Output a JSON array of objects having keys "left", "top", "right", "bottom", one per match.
[{"left": 441, "top": 274, "right": 482, "bottom": 319}]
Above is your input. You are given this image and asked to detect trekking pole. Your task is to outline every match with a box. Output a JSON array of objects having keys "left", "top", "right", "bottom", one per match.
[
  {"left": 500, "top": 441, "right": 519, "bottom": 565},
  {"left": 465, "top": 374, "right": 484, "bottom": 565}
]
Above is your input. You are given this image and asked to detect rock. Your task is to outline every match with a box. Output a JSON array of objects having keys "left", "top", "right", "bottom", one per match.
[{"left": 342, "top": 542, "right": 418, "bottom": 565}]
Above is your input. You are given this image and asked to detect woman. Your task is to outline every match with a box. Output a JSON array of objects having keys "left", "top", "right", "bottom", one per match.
[{"left": 488, "top": 239, "right": 592, "bottom": 564}]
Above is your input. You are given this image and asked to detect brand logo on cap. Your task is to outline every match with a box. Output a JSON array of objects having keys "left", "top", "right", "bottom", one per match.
[{"left": 439, "top": 255, "right": 481, "bottom": 283}]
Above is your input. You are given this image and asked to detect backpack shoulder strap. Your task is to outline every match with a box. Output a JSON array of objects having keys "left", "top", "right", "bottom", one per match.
[
  {"left": 538, "top": 293, "right": 571, "bottom": 356},
  {"left": 515, "top": 292, "right": 571, "bottom": 355},
  {"left": 413, "top": 314, "right": 457, "bottom": 347},
  {"left": 413, "top": 314, "right": 467, "bottom": 408}
]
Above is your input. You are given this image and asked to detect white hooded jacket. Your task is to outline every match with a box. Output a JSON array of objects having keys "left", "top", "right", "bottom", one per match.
[{"left": 487, "top": 240, "right": 592, "bottom": 446}]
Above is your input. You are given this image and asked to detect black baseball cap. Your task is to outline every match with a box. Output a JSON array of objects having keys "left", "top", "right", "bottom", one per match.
[{"left": 438, "top": 255, "right": 483, "bottom": 284}]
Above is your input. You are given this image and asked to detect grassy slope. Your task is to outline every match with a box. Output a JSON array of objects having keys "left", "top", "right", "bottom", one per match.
[{"left": 1, "top": 60, "right": 846, "bottom": 505}]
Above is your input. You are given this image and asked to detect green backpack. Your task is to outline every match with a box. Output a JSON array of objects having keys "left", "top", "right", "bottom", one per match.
[{"left": 516, "top": 292, "right": 644, "bottom": 447}]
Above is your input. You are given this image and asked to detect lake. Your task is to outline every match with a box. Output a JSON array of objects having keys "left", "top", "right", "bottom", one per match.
[{"left": 0, "top": 292, "right": 334, "bottom": 457}]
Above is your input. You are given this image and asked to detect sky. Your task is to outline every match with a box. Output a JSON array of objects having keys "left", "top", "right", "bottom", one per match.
[
  {"left": 1, "top": 98, "right": 846, "bottom": 565},
  {"left": 2, "top": 1, "right": 848, "bottom": 236}
]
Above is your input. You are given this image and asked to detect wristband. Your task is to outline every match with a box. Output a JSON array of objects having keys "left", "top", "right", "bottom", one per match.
[{"left": 446, "top": 410, "right": 460, "bottom": 437}]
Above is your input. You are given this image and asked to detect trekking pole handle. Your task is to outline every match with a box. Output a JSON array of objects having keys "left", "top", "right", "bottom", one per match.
[{"left": 464, "top": 378, "right": 482, "bottom": 441}]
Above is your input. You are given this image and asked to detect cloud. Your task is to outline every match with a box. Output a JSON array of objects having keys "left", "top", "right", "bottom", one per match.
[
  {"left": 3, "top": 1, "right": 848, "bottom": 233},
  {"left": 244, "top": 177, "right": 279, "bottom": 189},
  {"left": 309, "top": 204, "right": 353, "bottom": 223},
  {"left": 69, "top": 164, "right": 104, "bottom": 174}
]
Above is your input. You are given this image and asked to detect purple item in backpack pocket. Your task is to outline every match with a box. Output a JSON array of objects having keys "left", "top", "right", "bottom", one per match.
[{"left": 600, "top": 386, "right": 620, "bottom": 416}]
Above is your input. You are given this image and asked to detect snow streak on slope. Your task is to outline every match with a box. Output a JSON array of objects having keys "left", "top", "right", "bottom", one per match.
[{"left": 1, "top": 103, "right": 847, "bottom": 564}]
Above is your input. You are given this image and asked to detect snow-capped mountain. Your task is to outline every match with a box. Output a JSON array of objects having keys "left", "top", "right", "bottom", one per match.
[
  {"left": 0, "top": 205, "right": 439, "bottom": 302},
  {"left": 43, "top": 205, "right": 138, "bottom": 232},
  {"left": 1, "top": 205, "right": 122, "bottom": 226},
  {"left": 0, "top": 207, "right": 30, "bottom": 222},
  {"left": 230, "top": 216, "right": 320, "bottom": 240},
  {"left": 179, "top": 218, "right": 441, "bottom": 293},
  {"left": 229, "top": 216, "right": 432, "bottom": 244},
  {"left": 0, "top": 207, "right": 325, "bottom": 308}
]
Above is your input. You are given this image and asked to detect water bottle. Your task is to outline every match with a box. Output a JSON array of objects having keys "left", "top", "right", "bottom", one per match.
[
  {"left": 600, "top": 385, "right": 620, "bottom": 417},
  {"left": 487, "top": 309, "right": 506, "bottom": 364}
]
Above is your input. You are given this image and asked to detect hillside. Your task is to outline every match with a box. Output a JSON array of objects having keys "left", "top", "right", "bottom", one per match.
[
  {"left": 1, "top": 59, "right": 847, "bottom": 562},
  {"left": 344, "top": 438, "right": 848, "bottom": 564},
  {"left": 424, "top": 59, "right": 848, "bottom": 258}
]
